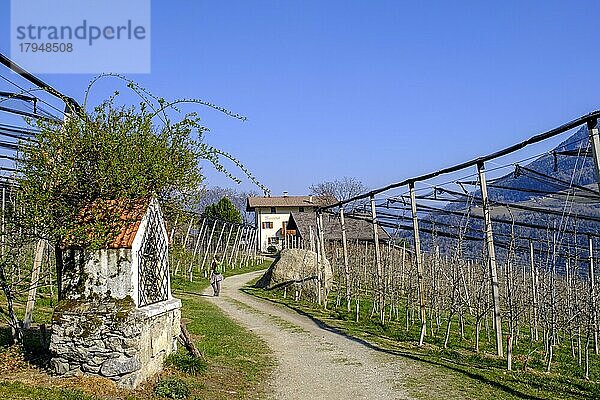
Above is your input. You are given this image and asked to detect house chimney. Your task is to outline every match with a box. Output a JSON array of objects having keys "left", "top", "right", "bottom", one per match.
[{"left": 283, "top": 191, "right": 288, "bottom": 197}]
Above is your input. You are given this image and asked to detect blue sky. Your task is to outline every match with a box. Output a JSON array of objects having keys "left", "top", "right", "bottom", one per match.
[{"left": 2, "top": 1, "right": 600, "bottom": 195}]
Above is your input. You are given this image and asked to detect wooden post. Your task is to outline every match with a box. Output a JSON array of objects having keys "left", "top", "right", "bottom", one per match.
[
  {"left": 319, "top": 213, "right": 328, "bottom": 306},
  {"left": 529, "top": 240, "right": 539, "bottom": 341},
  {"left": 251, "top": 228, "right": 259, "bottom": 264},
  {"left": 212, "top": 222, "right": 226, "bottom": 263},
  {"left": 188, "top": 220, "right": 205, "bottom": 281},
  {"left": 169, "top": 215, "right": 178, "bottom": 243},
  {"left": 228, "top": 225, "right": 242, "bottom": 265},
  {"left": 250, "top": 228, "right": 258, "bottom": 265},
  {"left": 240, "top": 227, "right": 250, "bottom": 266},
  {"left": 222, "top": 224, "right": 235, "bottom": 269},
  {"left": 23, "top": 240, "right": 46, "bottom": 329},
  {"left": 409, "top": 182, "right": 427, "bottom": 345},
  {"left": 232, "top": 226, "right": 243, "bottom": 267},
  {"left": 201, "top": 219, "right": 218, "bottom": 273},
  {"left": 243, "top": 228, "right": 256, "bottom": 267},
  {"left": 195, "top": 218, "right": 211, "bottom": 274},
  {"left": 587, "top": 118, "right": 600, "bottom": 192},
  {"left": 315, "top": 212, "right": 324, "bottom": 306},
  {"left": 370, "top": 195, "right": 385, "bottom": 324},
  {"left": 339, "top": 208, "right": 351, "bottom": 312},
  {"left": 400, "top": 241, "right": 406, "bottom": 296},
  {"left": 239, "top": 227, "right": 248, "bottom": 267},
  {"left": 589, "top": 236, "right": 598, "bottom": 354},
  {"left": 477, "top": 160, "right": 504, "bottom": 357},
  {"left": 1, "top": 186, "right": 5, "bottom": 255},
  {"left": 234, "top": 227, "right": 248, "bottom": 267},
  {"left": 182, "top": 216, "right": 194, "bottom": 247}
]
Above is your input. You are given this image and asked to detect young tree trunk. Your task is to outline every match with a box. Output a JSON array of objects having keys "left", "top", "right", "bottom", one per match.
[
  {"left": 585, "top": 330, "right": 591, "bottom": 380},
  {"left": 475, "top": 318, "right": 481, "bottom": 353},
  {"left": 578, "top": 325, "right": 582, "bottom": 367},
  {"left": 507, "top": 334, "right": 513, "bottom": 371},
  {"left": 443, "top": 312, "right": 454, "bottom": 349},
  {"left": 546, "top": 330, "right": 553, "bottom": 373},
  {"left": 23, "top": 240, "right": 46, "bottom": 329},
  {"left": 0, "top": 265, "right": 22, "bottom": 344}
]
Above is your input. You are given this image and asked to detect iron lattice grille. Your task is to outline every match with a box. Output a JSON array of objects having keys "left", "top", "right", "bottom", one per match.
[{"left": 138, "top": 206, "right": 169, "bottom": 307}]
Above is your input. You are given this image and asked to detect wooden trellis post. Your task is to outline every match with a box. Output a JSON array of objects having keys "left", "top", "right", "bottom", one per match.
[
  {"left": 174, "top": 215, "right": 194, "bottom": 276},
  {"left": 182, "top": 216, "right": 194, "bottom": 247},
  {"left": 246, "top": 228, "right": 257, "bottom": 266},
  {"left": 315, "top": 212, "right": 325, "bottom": 306},
  {"left": 222, "top": 224, "right": 234, "bottom": 270},
  {"left": 477, "top": 160, "right": 504, "bottom": 357},
  {"left": 168, "top": 215, "right": 178, "bottom": 243},
  {"left": 228, "top": 225, "right": 242, "bottom": 266},
  {"left": 201, "top": 219, "right": 218, "bottom": 274},
  {"left": 529, "top": 240, "right": 539, "bottom": 341},
  {"left": 211, "top": 222, "right": 226, "bottom": 264},
  {"left": 1, "top": 186, "right": 5, "bottom": 255},
  {"left": 370, "top": 195, "right": 385, "bottom": 324},
  {"left": 409, "top": 182, "right": 427, "bottom": 345},
  {"left": 400, "top": 241, "right": 406, "bottom": 296},
  {"left": 237, "top": 226, "right": 246, "bottom": 266},
  {"left": 241, "top": 228, "right": 253, "bottom": 267},
  {"left": 23, "top": 239, "right": 46, "bottom": 329},
  {"left": 251, "top": 228, "right": 259, "bottom": 264},
  {"left": 234, "top": 226, "right": 248, "bottom": 267},
  {"left": 339, "top": 208, "right": 351, "bottom": 312},
  {"left": 252, "top": 228, "right": 258, "bottom": 261},
  {"left": 195, "top": 218, "right": 210, "bottom": 274},
  {"left": 187, "top": 218, "right": 206, "bottom": 280},
  {"left": 589, "top": 236, "right": 598, "bottom": 355}
]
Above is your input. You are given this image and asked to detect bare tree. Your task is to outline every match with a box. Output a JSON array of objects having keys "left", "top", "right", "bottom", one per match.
[{"left": 309, "top": 177, "right": 368, "bottom": 210}]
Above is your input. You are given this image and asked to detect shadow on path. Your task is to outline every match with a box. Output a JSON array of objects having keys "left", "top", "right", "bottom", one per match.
[{"left": 243, "top": 292, "right": 548, "bottom": 400}]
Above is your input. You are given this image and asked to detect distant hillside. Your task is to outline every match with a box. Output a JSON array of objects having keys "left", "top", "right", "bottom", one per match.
[
  {"left": 488, "top": 126, "right": 595, "bottom": 202},
  {"left": 414, "top": 127, "right": 599, "bottom": 269}
]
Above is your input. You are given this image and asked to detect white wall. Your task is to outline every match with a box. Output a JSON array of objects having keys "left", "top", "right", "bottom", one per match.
[{"left": 255, "top": 206, "right": 317, "bottom": 252}]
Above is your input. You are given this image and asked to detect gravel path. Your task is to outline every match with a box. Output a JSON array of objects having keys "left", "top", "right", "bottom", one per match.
[{"left": 205, "top": 270, "right": 413, "bottom": 400}]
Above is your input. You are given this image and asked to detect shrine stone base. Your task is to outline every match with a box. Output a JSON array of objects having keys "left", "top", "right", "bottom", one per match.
[{"left": 50, "top": 296, "right": 181, "bottom": 388}]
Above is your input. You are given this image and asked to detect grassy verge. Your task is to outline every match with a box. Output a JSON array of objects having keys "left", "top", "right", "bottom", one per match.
[
  {"left": 0, "top": 259, "right": 274, "bottom": 400},
  {"left": 169, "top": 260, "right": 274, "bottom": 399},
  {"left": 244, "top": 282, "right": 600, "bottom": 400}
]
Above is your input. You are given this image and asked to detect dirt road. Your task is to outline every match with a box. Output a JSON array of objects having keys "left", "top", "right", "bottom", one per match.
[{"left": 205, "top": 270, "right": 412, "bottom": 400}]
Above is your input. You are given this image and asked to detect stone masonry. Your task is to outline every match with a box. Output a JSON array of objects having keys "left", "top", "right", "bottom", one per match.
[
  {"left": 50, "top": 198, "right": 181, "bottom": 388},
  {"left": 50, "top": 293, "right": 180, "bottom": 388}
]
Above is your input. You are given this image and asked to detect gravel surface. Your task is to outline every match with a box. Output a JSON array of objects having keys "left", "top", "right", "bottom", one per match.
[{"left": 205, "top": 270, "right": 413, "bottom": 400}]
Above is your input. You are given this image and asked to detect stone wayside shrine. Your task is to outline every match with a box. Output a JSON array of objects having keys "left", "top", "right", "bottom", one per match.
[{"left": 50, "top": 197, "right": 181, "bottom": 388}]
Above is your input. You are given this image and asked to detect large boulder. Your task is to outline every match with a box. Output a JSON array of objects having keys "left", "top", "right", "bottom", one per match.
[{"left": 256, "top": 248, "right": 332, "bottom": 301}]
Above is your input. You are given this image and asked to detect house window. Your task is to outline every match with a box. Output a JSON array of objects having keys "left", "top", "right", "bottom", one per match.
[
  {"left": 299, "top": 207, "right": 304, "bottom": 212},
  {"left": 262, "top": 222, "right": 273, "bottom": 229},
  {"left": 270, "top": 207, "right": 276, "bottom": 213}
]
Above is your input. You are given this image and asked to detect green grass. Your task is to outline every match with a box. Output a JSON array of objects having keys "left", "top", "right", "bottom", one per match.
[
  {"left": 170, "top": 259, "right": 275, "bottom": 399},
  {"left": 0, "top": 259, "right": 274, "bottom": 400},
  {"left": 244, "top": 283, "right": 600, "bottom": 399},
  {"left": 0, "top": 382, "right": 94, "bottom": 400}
]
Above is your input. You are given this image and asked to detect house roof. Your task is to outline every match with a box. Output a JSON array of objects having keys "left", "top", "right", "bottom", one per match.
[
  {"left": 246, "top": 195, "right": 336, "bottom": 211},
  {"left": 63, "top": 198, "right": 151, "bottom": 249},
  {"left": 287, "top": 211, "right": 390, "bottom": 242}
]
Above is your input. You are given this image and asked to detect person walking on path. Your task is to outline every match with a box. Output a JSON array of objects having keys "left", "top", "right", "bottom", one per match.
[{"left": 210, "top": 256, "right": 224, "bottom": 296}]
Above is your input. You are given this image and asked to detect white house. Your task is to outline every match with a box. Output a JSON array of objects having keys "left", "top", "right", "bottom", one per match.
[{"left": 246, "top": 193, "right": 335, "bottom": 252}]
